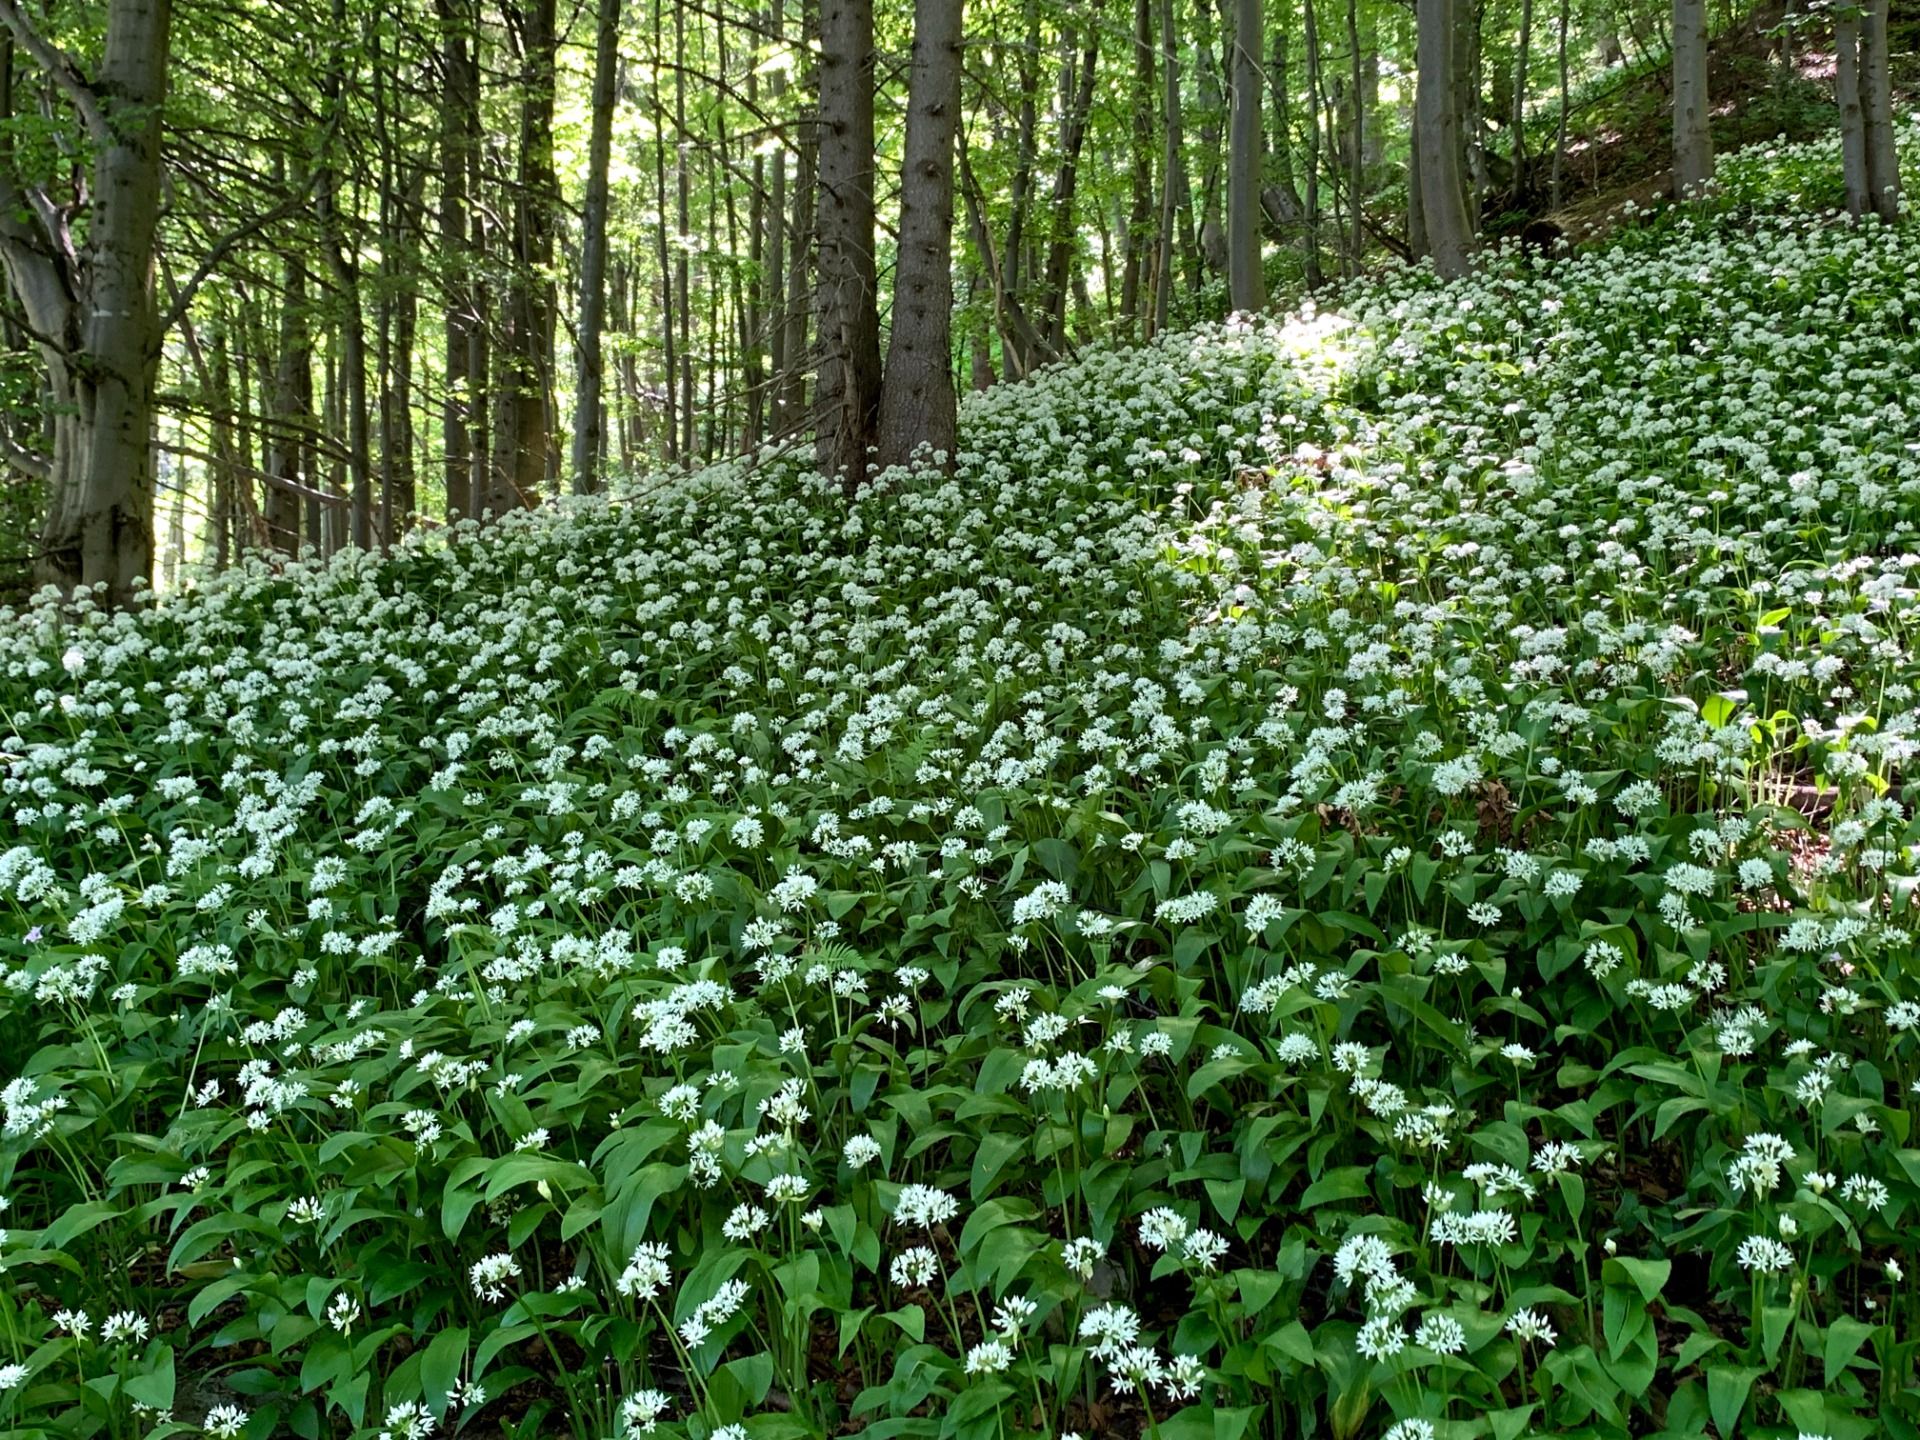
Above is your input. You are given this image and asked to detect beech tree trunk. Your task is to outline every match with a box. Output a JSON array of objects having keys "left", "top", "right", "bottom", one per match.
[
  {"left": 436, "top": 0, "right": 477, "bottom": 522},
  {"left": 1837, "top": 10, "right": 1868, "bottom": 219},
  {"left": 1, "top": 0, "right": 172, "bottom": 604},
  {"left": 1121, "top": 0, "right": 1154, "bottom": 331},
  {"left": 1512, "top": 0, "right": 1533, "bottom": 193},
  {"left": 1152, "top": 0, "right": 1184, "bottom": 333},
  {"left": 491, "top": 0, "right": 558, "bottom": 513},
  {"left": 1861, "top": 0, "right": 1898, "bottom": 222},
  {"left": 1415, "top": 0, "right": 1473, "bottom": 277},
  {"left": 778, "top": 0, "right": 818, "bottom": 436},
  {"left": 572, "top": 0, "right": 622, "bottom": 492},
  {"left": 1041, "top": 16, "right": 1100, "bottom": 354},
  {"left": 265, "top": 238, "right": 311, "bottom": 555},
  {"left": 1227, "top": 0, "right": 1267, "bottom": 313},
  {"left": 1671, "top": 0, "right": 1713, "bottom": 197},
  {"left": 875, "top": 0, "right": 963, "bottom": 472},
  {"left": 1302, "top": 0, "right": 1325, "bottom": 287},
  {"left": 814, "top": 0, "right": 881, "bottom": 487}
]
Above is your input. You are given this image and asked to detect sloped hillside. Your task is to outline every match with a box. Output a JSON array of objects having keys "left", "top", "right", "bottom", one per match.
[{"left": 3, "top": 129, "right": 1920, "bottom": 1440}]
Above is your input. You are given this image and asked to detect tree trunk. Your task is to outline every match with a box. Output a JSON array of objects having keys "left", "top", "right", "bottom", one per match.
[
  {"left": 390, "top": 168, "right": 422, "bottom": 536},
  {"left": 1121, "top": 0, "right": 1154, "bottom": 331},
  {"left": 1456, "top": 0, "right": 1484, "bottom": 222},
  {"left": 436, "top": 0, "right": 476, "bottom": 522},
  {"left": 1512, "top": 0, "right": 1533, "bottom": 195},
  {"left": 778, "top": 0, "right": 817, "bottom": 437},
  {"left": 814, "top": 0, "right": 881, "bottom": 487},
  {"left": 1671, "top": 0, "right": 1713, "bottom": 197},
  {"left": 1551, "top": 0, "right": 1570, "bottom": 207},
  {"left": 265, "top": 241, "right": 310, "bottom": 555},
  {"left": 2, "top": 0, "right": 172, "bottom": 604},
  {"left": 1001, "top": 0, "right": 1042, "bottom": 369},
  {"left": 1227, "top": 0, "right": 1267, "bottom": 312},
  {"left": 210, "top": 319, "right": 234, "bottom": 569},
  {"left": 1416, "top": 0, "right": 1473, "bottom": 276},
  {"left": 876, "top": 0, "right": 963, "bottom": 472},
  {"left": 315, "top": 0, "right": 373, "bottom": 548},
  {"left": 1837, "top": 10, "right": 1868, "bottom": 219},
  {"left": 1343, "top": 0, "right": 1364, "bottom": 264},
  {"left": 491, "top": 0, "right": 557, "bottom": 513},
  {"left": 1152, "top": 0, "right": 1184, "bottom": 333},
  {"left": 1302, "top": 0, "right": 1325, "bottom": 286},
  {"left": 572, "top": 0, "right": 621, "bottom": 491},
  {"left": 1861, "top": 0, "right": 1898, "bottom": 222},
  {"left": 1042, "top": 16, "right": 1101, "bottom": 351},
  {"left": 1268, "top": 13, "right": 1299, "bottom": 207},
  {"left": 674, "top": 3, "right": 694, "bottom": 463},
  {"left": 1197, "top": 33, "right": 1227, "bottom": 277}
]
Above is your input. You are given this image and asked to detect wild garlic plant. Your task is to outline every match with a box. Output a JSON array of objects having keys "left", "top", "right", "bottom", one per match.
[{"left": 3, "top": 127, "right": 1920, "bottom": 1440}]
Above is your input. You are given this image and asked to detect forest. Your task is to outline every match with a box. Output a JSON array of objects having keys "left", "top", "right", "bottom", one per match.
[
  {"left": 5, "top": 2, "right": 1920, "bottom": 1440},
  {"left": 0, "top": 0, "right": 1888, "bottom": 601}
]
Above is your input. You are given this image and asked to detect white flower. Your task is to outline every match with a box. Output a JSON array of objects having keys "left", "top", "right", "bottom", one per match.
[
  {"left": 891, "top": 1183, "right": 959, "bottom": 1229},
  {"left": 1505, "top": 1308, "right": 1557, "bottom": 1346},
  {"left": 1736, "top": 1235, "right": 1794, "bottom": 1273},
  {"left": 616, "top": 1242, "right": 671, "bottom": 1300},
  {"left": 469, "top": 1252, "right": 522, "bottom": 1302},
  {"left": 965, "top": 1340, "right": 1013, "bottom": 1374},
  {"left": 204, "top": 1403, "right": 250, "bottom": 1438}
]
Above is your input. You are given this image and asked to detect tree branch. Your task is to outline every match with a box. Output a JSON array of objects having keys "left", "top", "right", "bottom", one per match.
[
  {"left": 156, "top": 186, "right": 317, "bottom": 334},
  {"left": 0, "top": 1, "right": 112, "bottom": 149},
  {"left": 0, "top": 429, "right": 50, "bottom": 484}
]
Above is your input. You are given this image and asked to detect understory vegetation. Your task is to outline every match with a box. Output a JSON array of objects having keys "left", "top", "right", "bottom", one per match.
[{"left": 5, "top": 128, "right": 1920, "bottom": 1440}]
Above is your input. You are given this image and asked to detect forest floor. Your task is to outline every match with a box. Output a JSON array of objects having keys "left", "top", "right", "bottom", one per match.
[
  {"left": 1536, "top": 1, "right": 1918, "bottom": 241},
  {"left": 3, "top": 125, "right": 1920, "bottom": 1440}
]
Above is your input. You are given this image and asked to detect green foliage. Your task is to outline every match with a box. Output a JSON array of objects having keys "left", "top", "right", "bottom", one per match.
[{"left": 4, "top": 125, "right": 1920, "bottom": 1440}]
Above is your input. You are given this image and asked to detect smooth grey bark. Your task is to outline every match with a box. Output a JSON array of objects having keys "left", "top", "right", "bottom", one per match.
[
  {"left": 1512, "top": 0, "right": 1533, "bottom": 190},
  {"left": 1837, "top": 10, "right": 1868, "bottom": 219},
  {"left": 1861, "top": 0, "right": 1898, "bottom": 221},
  {"left": 571, "top": 0, "right": 622, "bottom": 492},
  {"left": 265, "top": 233, "right": 311, "bottom": 555},
  {"left": 1671, "top": 0, "right": 1713, "bottom": 197},
  {"left": 1151, "top": 0, "right": 1184, "bottom": 332},
  {"left": 1197, "top": 33, "right": 1226, "bottom": 276},
  {"left": 1, "top": 0, "right": 171, "bottom": 604},
  {"left": 1121, "top": 0, "right": 1154, "bottom": 329},
  {"left": 1302, "top": 0, "right": 1325, "bottom": 287},
  {"left": 814, "top": 0, "right": 881, "bottom": 487},
  {"left": 876, "top": 0, "right": 963, "bottom": 472},
  {"left": 1551, "top": 0, "right": 1570, "bottom": 207},
  {"left": 312, "top": 0, "right": 373, "bottom": 550},
  {"left": 1227, "top": 0, "right": 1267, "bottom": 312},
  {"left": 1407, "top": 111, "right": 1428, "bottom": 256},
  {"left": 1000, "top": 0, "right": 1041, "bottom": 367},
  {"left": 1041, "top": 18, "right": 1100, "bottom": 352},
  {"left": 778, "top": 0, "right": 817, "bottom": 437},
  {"left": 1268, "top": 13, "right": 1298, "bottom": 204},
  {"left": 436, "top": 0, "right": 476, "bottom": 522},
  {"left": 1343, "top": 0, "right": 1363, "bottom": 264},
  {"left": 491, "top": 0, "right": 558, "bottom": 513},
  {"left": 1456, "top": 0, "right": 1483, "bottom": 221},
  {"left": 1415, "top": 0, "right": 1473, "bottom": 277}
]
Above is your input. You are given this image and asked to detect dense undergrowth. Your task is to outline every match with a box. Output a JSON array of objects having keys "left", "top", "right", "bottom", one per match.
[{"left": 6, "top": 129, "right": 1920, "bottom": 1440}]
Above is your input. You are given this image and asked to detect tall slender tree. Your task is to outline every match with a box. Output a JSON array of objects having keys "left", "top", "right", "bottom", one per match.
[
  {"left": 1860, "top": 0, "right": 1898, "bottom": 221},
  {"left": 1226, "top": 0, "right": 1267, "bottom": 313},
  {"left": 876, "top": 0, "right": 964, "bottom": 471},
  {"left": 572, "top": 0, "right": 624, "bottom": 491},
  {"left": 1672, "top": 0, "right": 1713, "bottom": 197},
  {"left": 814, "top": 0, "right": 881, "bottom": 486},
  {"left": 1415, "top": 0, "right": 1473, "bottom": 277}
]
